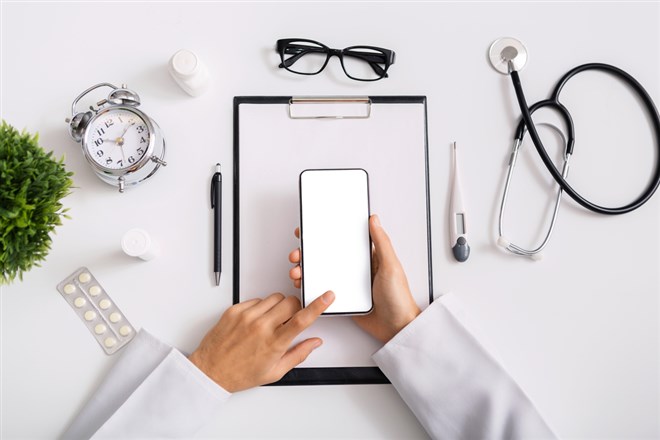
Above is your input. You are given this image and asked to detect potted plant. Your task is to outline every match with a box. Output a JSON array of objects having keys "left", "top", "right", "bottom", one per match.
[{"left": 0, "top": 120, "right": 73, "bottom": 284}]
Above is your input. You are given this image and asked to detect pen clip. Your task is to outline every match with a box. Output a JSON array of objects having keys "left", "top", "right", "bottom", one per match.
[{"left": 210, "top": 177, "right": 217, "bottom": 209}]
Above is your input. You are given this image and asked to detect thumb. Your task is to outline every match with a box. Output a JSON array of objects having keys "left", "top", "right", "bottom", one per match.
[{"left": 370, "top": 215, "right": 399, "bottom": 268}]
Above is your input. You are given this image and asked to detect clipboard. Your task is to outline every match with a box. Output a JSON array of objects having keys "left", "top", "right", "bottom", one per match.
[{"left": 233, "top": 96, "right": 433, "bottom": 385}]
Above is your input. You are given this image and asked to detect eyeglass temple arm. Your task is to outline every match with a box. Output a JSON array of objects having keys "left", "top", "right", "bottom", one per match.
[{"left": 279, "top": 45, "right": 328, "bottom": 68}]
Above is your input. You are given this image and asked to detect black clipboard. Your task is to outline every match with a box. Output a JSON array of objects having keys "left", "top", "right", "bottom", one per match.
[{"left": 233, "top": 96, "right": 433, "bottom": 386}]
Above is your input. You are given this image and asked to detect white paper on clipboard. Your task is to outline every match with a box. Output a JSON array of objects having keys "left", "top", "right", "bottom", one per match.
[{"left": 235, "top": 96, "right": 432, "bottom": 370}]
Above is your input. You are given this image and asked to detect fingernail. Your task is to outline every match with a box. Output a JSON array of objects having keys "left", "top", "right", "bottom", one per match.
[
  {"left": 313, "top": 339, "right": 323, "bottom": 349},
  {"left": 322, "top": 290, "right": 335, "bottom": 304},
  {"left": 373, "top": 215, "right": 381, "bottom": 227}
]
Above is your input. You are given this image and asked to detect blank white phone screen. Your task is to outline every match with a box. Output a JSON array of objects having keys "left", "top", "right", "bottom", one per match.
[{"left": 299, "top": 169, "right": 372, "bottom": 315}]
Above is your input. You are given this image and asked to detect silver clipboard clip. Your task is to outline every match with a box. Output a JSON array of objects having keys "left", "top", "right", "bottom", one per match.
[{"left": 288, "top": 96, "right": 372, "bottom": 119}]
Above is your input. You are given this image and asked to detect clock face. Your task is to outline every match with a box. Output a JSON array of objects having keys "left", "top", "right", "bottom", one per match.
[{"left": 85, "top": 109, "right": 151, "bottom": 170}]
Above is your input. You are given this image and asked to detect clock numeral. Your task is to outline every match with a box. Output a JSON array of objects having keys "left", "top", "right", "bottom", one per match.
[
  {"left": 105, "top": 157, "right": 113, "bottom": 165},
  {"left": 128, "top": 156, "right": 136, "bottom": 164},
  {"left": 137, "top": 148, "right": 144, "bottom": 156},
  {"left": 96, "top": 150, "right": 103, "bottom": 158},
  {"left": 96, "top": 127, "right": 105, "bottom": 137},
  {"left": 136, "top": 126, "right": 145, "bottom": 134},
  {"left": 104, "top": 119, "right": 114, "bottom": 128},
  {"left": 118, "top": 116, "right": 124, "bottom": 123},
  {"left": 117, "top": 160, "right": 124, "bottom": 167},
  {"left": 94, "top": 138, "right": 104, "bottom": 147},
  {"left": 140, "top": 137, "right": 147, "bottom": 144}
]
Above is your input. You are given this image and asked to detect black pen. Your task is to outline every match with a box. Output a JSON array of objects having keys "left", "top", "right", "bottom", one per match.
[{"left": 211, "top": 164, "right": 222, "bottom": 286}]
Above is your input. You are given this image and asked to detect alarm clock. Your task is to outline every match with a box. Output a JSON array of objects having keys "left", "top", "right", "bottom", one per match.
[{"left": 66, "top": 83, "right": 167, "bottom": 192}]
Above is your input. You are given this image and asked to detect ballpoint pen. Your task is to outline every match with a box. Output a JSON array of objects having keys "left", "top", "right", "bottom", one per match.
[{"left": 211, "top": 164, "right": 222, "bottom": 285}]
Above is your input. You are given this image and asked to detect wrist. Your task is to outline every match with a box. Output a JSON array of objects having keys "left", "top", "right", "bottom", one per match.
[
  {"left": 188, "top": 350, "right": 209, "bottom": 379},
  {"left": 389, "top": 307, "right": 421, "bottom": 342},
  {"left": 189, "top": 350, "right": 228, "bottom": 390}
]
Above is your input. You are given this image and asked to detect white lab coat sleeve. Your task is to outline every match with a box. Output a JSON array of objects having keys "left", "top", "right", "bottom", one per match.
[
  {"left": 61, "top": 329, "right": 230, "bottom": 439},
  {"left": 373, "top": 293, "right": 555, "bottom": 440}
]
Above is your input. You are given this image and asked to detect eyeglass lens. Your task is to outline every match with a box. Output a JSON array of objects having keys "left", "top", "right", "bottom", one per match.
[
  {"left": 281, "top": 40, "right": 329, "bottom": 75},
  {"left": 341, "top": 47, "right": 388, "bottom": 81}
]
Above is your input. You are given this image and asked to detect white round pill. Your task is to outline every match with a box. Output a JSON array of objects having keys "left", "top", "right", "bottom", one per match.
[
  {"left": 74, "top": 297, "right": 86, "bottom": 308},
  {"left": 104, "top": 337, "right": 117, "bottom": 348},
  {"left": 94, "top": 324, "right": 107, "bottom": 334},
  {"left": 119, "top": 325, "right": 133, "bottom": 336},
  {"left": 84, "top": 310, "right": 97, "bottom": 321},
  {"left": 63, "top": 284, "right": 76, "bottom": 294},
  {"left": 109, "top": 312, "right": 122, "bottom": 323},
  {"left": 78, "top": 272, "right": 91, "bottom": 283},
  {"left": 89, "top": 285, "right": 101, "bottom": 296},
  {"left": 99, "top": 299, "right": 111, "bottom": 310}
]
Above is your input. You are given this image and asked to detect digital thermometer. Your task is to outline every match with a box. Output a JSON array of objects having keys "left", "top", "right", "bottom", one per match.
[{"left": 449, "top": 142, "right": 470, "bottom": 262}]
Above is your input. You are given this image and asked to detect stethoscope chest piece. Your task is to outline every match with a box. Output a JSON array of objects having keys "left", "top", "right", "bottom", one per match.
[{"left": 489, "top": 37, "right": 528, "bottom": 74}]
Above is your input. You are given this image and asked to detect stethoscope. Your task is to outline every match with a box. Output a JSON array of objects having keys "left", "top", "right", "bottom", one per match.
[{"left": 489, "top": 37, "right": 660, "bottom": 259}]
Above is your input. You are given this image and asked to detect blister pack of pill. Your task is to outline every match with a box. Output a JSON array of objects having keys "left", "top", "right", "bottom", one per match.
[{"left": 56, "top": 267, "right": 135, "bottom": 355}]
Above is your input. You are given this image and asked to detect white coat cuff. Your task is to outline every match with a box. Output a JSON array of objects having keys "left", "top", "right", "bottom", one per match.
[
  {"left": 373, "top": 293, "right": 554, "bottom": 440},
  {"left": 92, "top": 346, "right": 230, "bottom": 438},
  {"left": 62, "top": 329, "right": 230, "bottom": 439}
]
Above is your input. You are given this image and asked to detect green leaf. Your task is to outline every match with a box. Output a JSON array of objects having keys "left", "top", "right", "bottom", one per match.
[{"left": 0, "top": 120, "right": 73, "bottom": 285}]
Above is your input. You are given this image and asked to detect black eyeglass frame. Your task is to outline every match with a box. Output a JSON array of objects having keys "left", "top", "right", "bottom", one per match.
[{"left": 276, "top": 38, "right": 396, "bottom": 82}]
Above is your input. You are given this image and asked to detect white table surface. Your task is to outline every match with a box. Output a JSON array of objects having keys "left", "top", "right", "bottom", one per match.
[{"left": 2, "top": 1, "right": 659, "bottom": 438}]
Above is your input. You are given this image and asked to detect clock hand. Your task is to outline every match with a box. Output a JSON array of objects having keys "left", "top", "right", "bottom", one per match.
[
  {"left": 112, "top": 122, "right": 135, "bottom": 164},
  {"left": 120, "top": 122, "right": 135, "bottom": 138},
  {"left": 111, "top": 140, "right": 127, "bottom": 161}
]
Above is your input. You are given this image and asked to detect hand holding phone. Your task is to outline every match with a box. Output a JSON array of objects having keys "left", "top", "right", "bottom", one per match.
[{"left": 290, "top": 215, "right": 421, "bottom": 342}]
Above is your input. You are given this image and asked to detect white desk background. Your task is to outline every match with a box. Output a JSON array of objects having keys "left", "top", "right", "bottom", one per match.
[{"left": 2, "top": 2, "right": 659, "bottom": 438}]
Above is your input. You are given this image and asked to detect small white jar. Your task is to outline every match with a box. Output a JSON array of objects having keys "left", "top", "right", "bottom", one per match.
[
  {"left": 168, "top": 49, "right": 210, "bottom": 97},
  {"left": 121, "top": 228, "right": 160, "bottom": 261}
]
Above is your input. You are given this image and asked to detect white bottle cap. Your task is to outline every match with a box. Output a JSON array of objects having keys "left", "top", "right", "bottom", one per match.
[
  {"left": 168, "top": 49, "right": 210, "bottom": 97},
  {"left": 121, "top": 228, "right": 160, "bottom": 261},
  {"left": 170, "top": 49, "right": 199, "bottom": 79}
]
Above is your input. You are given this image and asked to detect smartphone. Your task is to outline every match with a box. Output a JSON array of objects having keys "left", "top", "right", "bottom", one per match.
[{"left": 299, "top": 169, "right": 373, "bottom": 315}]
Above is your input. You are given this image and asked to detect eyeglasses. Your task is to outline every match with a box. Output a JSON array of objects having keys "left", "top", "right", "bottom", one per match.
[{"left": 276, "top": 38, "right": 396, "bottom": 82}]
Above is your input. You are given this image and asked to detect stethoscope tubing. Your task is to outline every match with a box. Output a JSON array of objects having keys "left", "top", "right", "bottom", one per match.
[
  {"left": 511, "top": 63, "right": 660, "bottom": 215},
  {"left": 499, "top": 123, "right": 570, "bottom": 257}
]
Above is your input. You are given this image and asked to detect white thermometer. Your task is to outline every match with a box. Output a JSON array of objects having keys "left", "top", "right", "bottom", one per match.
[{"left": 449, "top": 142, "right": 470, "bottom": 262}]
